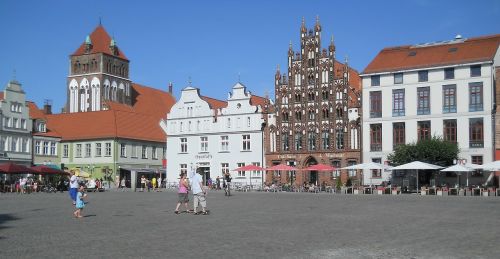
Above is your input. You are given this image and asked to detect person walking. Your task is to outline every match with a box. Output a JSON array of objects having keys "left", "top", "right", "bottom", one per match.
[
  {"left": 68, "top": 170, "right": 79, "bottom": 205},
  {"left": 152, "top": 176, "right": 157, "bottom": 192},
  {"left": 120, "top": 178, "right": 126, "bottom": 191},
  {"left": 224, "top": 172, "right": 232, "bottom": 196},
  {"left": 73, "top": 185, "right": 87, "bottom": 218},
  {"left": 216, "top": 176, "right": 221, "bottom": 190},
  {"left": 140, "top": 175, "right": 146, "bottom": 192},
  {"left": 174, "top": 173, "right": 192, "bottom": 214},
  {"left": 192, "top": 168, "right": 209, "bottom": 215}
]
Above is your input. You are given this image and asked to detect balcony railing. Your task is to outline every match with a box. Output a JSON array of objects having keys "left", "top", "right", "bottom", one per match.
[{"left": 370, "top": 143, "right": 382, "bottom": 152}]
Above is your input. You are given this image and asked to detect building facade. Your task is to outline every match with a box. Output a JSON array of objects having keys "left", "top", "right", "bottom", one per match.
[
  {"left": 361, "top": 34, "right": 500, "bottom": 186},
  {"left": 162, "top": 83, "right": 269, "bottom": 187},
  {"left": 265, "top": 18, "right": 362, "bottom": 186},
  {"left": 28, "top": 101, "right": 61, "bottom": 167},
  {"left": 0, "top": 80, "right": 33, "bottom": 166},
  {"left": 67, "top": 25, "right": 132, "bottom": 113}
]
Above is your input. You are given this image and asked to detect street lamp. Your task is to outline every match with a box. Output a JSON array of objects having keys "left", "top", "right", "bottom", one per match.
[{"left": 261, "top": 122, "right": 266, "bottom": 189}]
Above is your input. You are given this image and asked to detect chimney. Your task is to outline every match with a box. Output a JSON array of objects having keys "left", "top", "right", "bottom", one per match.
[
  {"left": 168, "top": 82, "right": 173, "bottom": 94},
  {"left": 43, "top": 99, "right": 52, "bottom": 114}
]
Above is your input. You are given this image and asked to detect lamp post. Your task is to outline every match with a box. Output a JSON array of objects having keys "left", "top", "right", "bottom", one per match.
[{"left": 261, "top": 122, "right": 266, "bottom": 190}]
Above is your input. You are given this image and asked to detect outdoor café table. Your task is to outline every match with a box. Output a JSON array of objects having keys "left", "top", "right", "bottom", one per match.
[
  {"left": 449, "top": 188, "right": 458, "bottom": 195},
  {"left": 364, "top": 186, "right": 373, "bottom": 194}
]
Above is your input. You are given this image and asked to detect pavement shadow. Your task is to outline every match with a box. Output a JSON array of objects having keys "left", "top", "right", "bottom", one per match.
[
  {"left": 83, "top": 214, "right": 96, "bottom": 218},
  {"left": 0, "top": 213, "right": 20, "bottom": 239}
]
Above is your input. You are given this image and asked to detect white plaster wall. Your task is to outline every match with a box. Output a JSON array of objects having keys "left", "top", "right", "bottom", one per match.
[{"left": 362, "top": 62, "right": 495, "bottom": 185}]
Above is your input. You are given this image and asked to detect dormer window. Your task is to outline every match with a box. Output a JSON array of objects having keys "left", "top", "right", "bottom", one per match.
[{"left": 38, "top": 122, "right": 46, "bottom": 133}]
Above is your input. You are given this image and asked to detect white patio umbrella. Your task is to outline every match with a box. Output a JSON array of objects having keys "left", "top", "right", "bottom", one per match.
[
  {"left": 479, "top": 160, "right": 500, "bottom": 171},
  {"left": 340, "top": 162, "right": 392, "bottom": 170},
  {"left": 391, "top": 161, "right": 443, "bottom": 193},
  {"left": 440, "top": 164, "right": 475, "bottom": 187}
]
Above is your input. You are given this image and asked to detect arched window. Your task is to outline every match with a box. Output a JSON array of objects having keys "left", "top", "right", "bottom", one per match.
[
  {"left": 295, "top": 111, "right": 302, "bottom": 121},
  {"left": 323, "top": 108, "right": 329, "bottom": 119},
  {"left": 336, "top": 107, "right": 343, "bottom": 118}
]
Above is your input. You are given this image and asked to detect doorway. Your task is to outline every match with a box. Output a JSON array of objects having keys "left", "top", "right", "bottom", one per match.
[
  {"left": 304, "top": 156, "right": 318, "bottom": 185},
  {"left": 199, "top": 167, "right": 210, "bottom": 185}
]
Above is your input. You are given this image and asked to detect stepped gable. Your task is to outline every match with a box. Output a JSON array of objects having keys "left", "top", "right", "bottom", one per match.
[
  {"left": 72, "top": 25, "right": 128, "bottom": 60},
  {"left": 363, "top": 34, "right": 500, "bottom": 74}
]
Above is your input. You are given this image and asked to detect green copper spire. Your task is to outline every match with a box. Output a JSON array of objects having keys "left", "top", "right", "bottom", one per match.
[{"left": 85, "top": 35, "right": 92, "bottom": 45}]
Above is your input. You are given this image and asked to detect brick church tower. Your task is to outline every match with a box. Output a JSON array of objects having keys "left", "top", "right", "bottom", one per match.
[
  {"left": 266, "top": 17, "right": 362, "bottom": 186},
  {"left": 66, "top": 24, "right": 132, "bottom": 113}
]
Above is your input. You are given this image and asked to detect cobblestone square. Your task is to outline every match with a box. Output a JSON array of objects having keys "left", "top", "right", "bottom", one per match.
[{"left": 1, "top": 191, "right": 499, "bottom": 258}]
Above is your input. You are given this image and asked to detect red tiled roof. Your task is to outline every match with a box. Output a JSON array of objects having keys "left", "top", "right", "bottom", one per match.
[
  {"left": 27, "top": 101, "right": 46, "bottom": 119},
  {"left": 27, "top": 102, "right": 62, "bottom": 138},
  {"left": 131, "top": 83, "right": 176, "bottom": 118},
  {"left": 72, "top": 25, "right": 128, "bottom": 60},
  {"left": 363, "top": 34, "right": 500, "bottom": 74},
  {"left": 201, "top": 96, "right": 227, "bottom": 110},
  {"left": 41, "top": 83, "right": 175, "bottom": 142}
]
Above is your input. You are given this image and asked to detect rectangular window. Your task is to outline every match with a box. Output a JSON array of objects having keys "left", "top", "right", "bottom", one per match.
[
  {"left": 221, "top": 163, "right": 229, "bottom": 176},
  {"left": 417, "top": 87, "right": 430, "bottom": 115},
  {"left": 443, "top": 119, "right": 457, "bottom": 143},
  {"left": 21, "top": 119, "right": 26, "bottom": 129},
  {"left": 13, "top": 118, "right": 18, "bottom": 129},
  {"left": 370, "top": 124, "right": 382, "bottom": 151},
  {"left": 347, "top": 160, "right": 357, "bottom": 177},
  {"left": 418, "top": 70, "right": 428, "bottom": 82},
  {"left": 470, "top": 65, "right": 481, "bottom": 77},
  {"left": 251, "top": 162, "right": 261, "bottom": 177},
  {"left": 369, "top": 91, "right": 382, "bottom": 118},
  {"left": 471, "top": 156, "right": 483, "bottom": 165},
  {"left": 152, "top": 147, "right": 158, "bottom": 159},
  {"left": 163, "top": 146, "right": 166, "bottom": 159},
  {"left": 35, "top": 141, "right": 41, "bottom": 155},
  {"left": 120, "top": 143, "right": 126, "bottom": 157},
  {"left": 85, "top": 143, "right": 91, "bottom": 157},
  {"left": 393, "top": 122, "right": 405, "bottom": 148},
  {"left": 444, "top": 67, "right": 454, "bottom": 79},
  {"left": 417, "top": 121, "right": 431, "bottom": 141},
  {"left": 63, "top": 144, "right": 68, "bottom": 158},
  {"left": 392, "top": 89, "right": 405, "bottom": 116},
  {"left": 469, "top": 118, "right": 484, "bottom": 148},
  {"left": 76, "top": 144, "right": 82, "bottom": 157},
  {"left": 180, "top": 138, "right": 187, "bottom": 153},
  {"left": 200, "top": 137, "right": 208, "bottom": 152},
  {"left": 394, "top": 73, "right": 403, "bottom": 84},
  {"left": 294, "top": 132, "right": 303, "bottom": 150},
  {"left": 142, "top": 145, "right": 148, "bottom": 159},
  {"left": 371, "top": 75, "right": 380, "bottom": 86},
  {"left": 237, "top": 162, "right": 246, "bottom": 177},
  {"left": 469, "top": 82, "right": 483, "bottom": 112},
  {"left": 95, "top": 143, "right": 102, "bottom": 157},
  {"left": 220, "top": 136, "right": 229, "bottom": 151},
  {"left": 131, "top": 144, "right": 138, "bottom": 158},
  {"left": 50, "top": 142, "right": 56, "bottom": 155},
  {"left": 322, "top": 131, "right": 330, "bottom": 150},
  {"left": 281, "top": 133, "right": 290, "bottom": 151},
  {"left": 242, "top": 134, "right": 251, "bottom": 151},
  {"left": 442, "top": 85, "right": 457, "bottom": 113},
  {"left": 371, "top": 158, "right": 382, "bottom": 178},
  {"left": 335, "top": 129, "right": 344, "bottom": 149},
  {"left": 180, "top": 164, "right": 187, "bottom": 176},
  {"left": 307, "top": 131, "right": 316, "bottom": 151},
  {"left": 43, "top": 141, "right": 49, "bottom": 155},
  {"left": 105, "top": 142, "right": 111, "bottom": 156}
]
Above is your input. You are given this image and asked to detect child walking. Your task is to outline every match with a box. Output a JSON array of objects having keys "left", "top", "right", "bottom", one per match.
[{"left": 74, "top": 185, "right": 87, "bottom": 218}]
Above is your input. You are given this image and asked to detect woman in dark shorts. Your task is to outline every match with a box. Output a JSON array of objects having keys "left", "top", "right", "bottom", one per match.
[{"left": 174, "top": 173, "right": 192, "bottom": 214}]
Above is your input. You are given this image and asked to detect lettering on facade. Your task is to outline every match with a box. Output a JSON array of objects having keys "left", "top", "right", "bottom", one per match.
[
  {"left": 195, "top": 154, "right": 213, "bottom": 160},
  {"left": 322, "top": 153, "right": 344, "bottom": 158},
  {"left": 278, "top": 154, "right": 296, "bottom": 159}
]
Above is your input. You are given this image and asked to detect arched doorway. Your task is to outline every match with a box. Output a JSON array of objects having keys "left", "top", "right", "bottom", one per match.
[{"left": 304, "top": 156, "right": 318, "bottom": 185}]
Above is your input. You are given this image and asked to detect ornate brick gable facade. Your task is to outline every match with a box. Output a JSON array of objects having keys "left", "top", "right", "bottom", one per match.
[{"left": 265, "top": 18, "right": 362, "bottom": 186}]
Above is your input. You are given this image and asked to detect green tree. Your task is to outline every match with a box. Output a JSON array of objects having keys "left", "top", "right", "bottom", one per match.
[{"left": 387, "top": 136, "right": 459, "bottom": 167}]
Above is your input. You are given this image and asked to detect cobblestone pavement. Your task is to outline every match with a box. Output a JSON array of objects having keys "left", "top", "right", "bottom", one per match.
[{"left": 0, "top": 190, "right": 499, "bottom": 258}]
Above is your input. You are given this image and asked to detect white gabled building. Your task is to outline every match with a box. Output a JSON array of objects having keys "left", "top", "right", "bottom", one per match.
[
  {"left": 361, "top": 34, "right": 500, "bottom": 187},
  {"left": 161, "top": 82, "right": 270, "bottom": 187}
]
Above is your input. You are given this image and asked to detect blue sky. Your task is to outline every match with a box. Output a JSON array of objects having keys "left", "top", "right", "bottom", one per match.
[{"left": 0, "top": 0, "right": 499, "bottom": 112}]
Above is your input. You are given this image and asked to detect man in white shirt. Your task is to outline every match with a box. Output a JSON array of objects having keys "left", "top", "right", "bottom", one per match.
[
  {"left": 191, "top": 168, "right": 209, "bottom": 215},
  {"left": 69, "top": 170, "right": 79, "bottom": 205}
]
